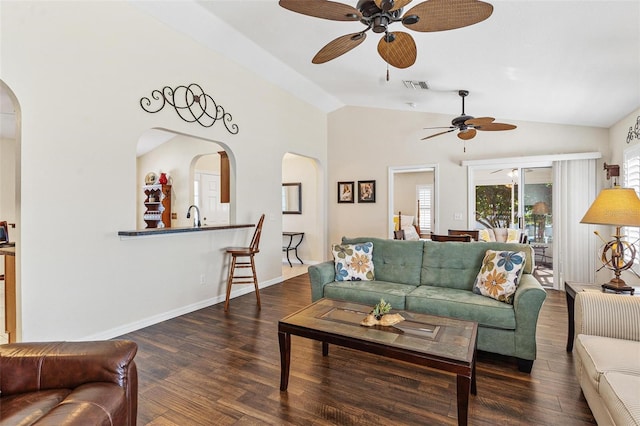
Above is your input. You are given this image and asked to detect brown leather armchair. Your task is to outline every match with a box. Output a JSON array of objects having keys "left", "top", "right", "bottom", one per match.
[{"left": 0, "top": 340, "right": 138, "bottom": 425}]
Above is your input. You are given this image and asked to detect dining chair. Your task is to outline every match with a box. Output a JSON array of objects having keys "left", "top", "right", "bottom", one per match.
[
  {"left": 430, "top": 233, "right": 472, "bottom": 242},
  {"left": 224, "top": 214, "right": 265, "bottom": 311},
  {"left": 448, "top": 229, "right": 480, "bottom": 241}
]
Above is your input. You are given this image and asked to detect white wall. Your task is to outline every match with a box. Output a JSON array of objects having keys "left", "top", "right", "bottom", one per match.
[
  {"left": 609, "top": 107, "right": 640, "bottom": 165},
  {"left": 327, "top": 105, "right": 610, "bottom": 252},
  {"left": 1, "top": 1, "right": 327, "bottom": 341}
]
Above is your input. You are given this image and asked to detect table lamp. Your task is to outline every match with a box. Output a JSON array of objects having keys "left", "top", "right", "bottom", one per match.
[{"left": 580, "top": 186, "right": 640, "bottom": 294}]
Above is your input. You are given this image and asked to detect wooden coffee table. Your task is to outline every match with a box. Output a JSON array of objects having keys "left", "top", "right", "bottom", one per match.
[{"left": 278, "top": 298, "right": 478, "bottom": 426}]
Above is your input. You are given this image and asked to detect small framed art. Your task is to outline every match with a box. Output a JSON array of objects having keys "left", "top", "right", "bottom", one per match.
[
  {"left": 337, "top": 181, "right": 354, "bottom": 203},
  {"left": 358, "top": 180, "right": 376, "bottom": 203}
]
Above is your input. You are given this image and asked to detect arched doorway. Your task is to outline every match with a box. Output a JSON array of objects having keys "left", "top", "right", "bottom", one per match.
[
  {"left": 1, "top": 80, "right": 20, "bottom": 343},
  {"left": 282, "top": 153, "right": 322, "bottom": 278}
]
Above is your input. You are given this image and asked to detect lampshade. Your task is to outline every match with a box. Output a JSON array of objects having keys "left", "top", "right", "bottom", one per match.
[{"left": 580, "top": 187, "right": 640, "bottom": 227}]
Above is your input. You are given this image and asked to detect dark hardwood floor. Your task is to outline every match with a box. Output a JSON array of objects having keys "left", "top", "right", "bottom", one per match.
[{"left": 120, "top": 274, "right": 596, "bottom": 425}]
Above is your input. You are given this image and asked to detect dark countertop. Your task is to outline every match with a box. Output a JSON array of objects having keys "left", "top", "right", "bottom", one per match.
[{"left": 118, "top": 224, "right": 254, "bottom": 237}]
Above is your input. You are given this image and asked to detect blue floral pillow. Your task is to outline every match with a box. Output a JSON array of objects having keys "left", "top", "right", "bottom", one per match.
[
  {"left": 332, "top": 242, "right": 375, "bottom": 281},
  {"left": 473, "top": 250, "right": 525, "bottom": 304}
]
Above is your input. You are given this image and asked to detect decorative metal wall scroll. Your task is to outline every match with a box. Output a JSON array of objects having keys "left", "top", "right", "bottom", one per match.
[
  {"left": 627, "top": 115, "right": 639, "bottom": 144},
  {"left": 140, "top": 84, "right": 238, "bottom": 134}
]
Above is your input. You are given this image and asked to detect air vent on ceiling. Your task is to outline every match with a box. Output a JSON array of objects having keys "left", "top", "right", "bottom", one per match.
[{"left": 403, "top": 80, "right": 430, "bottom": 90}]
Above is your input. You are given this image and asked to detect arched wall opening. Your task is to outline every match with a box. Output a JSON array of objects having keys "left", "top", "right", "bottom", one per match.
[
  {"left": 136, "top": 128, "right": 235, "bottom": 229},
  {"left": 0, "top": 80, "right": 21, "bottom": 342},
  {"left": 282, "top": 152, "right": 323, "bottom": 266}
]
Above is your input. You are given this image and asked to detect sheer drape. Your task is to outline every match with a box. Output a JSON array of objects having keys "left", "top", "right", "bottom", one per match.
[{"left": 553, "top": 159, "right": 598, "bottom": 290}]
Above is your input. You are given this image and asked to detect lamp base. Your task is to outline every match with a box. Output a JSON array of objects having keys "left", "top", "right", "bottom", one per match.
[{"left": 601, "top": 278, "right": 635, "bottom": 295}]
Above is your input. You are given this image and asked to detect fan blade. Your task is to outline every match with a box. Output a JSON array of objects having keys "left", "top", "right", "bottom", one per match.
[
  {"left": 466, "top": 117, "right": 516, "bottom": 131},
  {"left": 476, "top": 123, "right": 517, "bottom": 131},
  {"left": 374, "top": 0, "right": 412, "bottom": 12},
  {"left": 377, "top": 32, "right": 417, "bottom": 69},
  {"left": 458, "top": 128, "right": 477, "bottom": 140},
  {"left": 422, "top": 129, "right": 455, "bottom": 140},
  {"left": 279, "top": 0, "right": 361, "bottom": 21},
  {"left": 312, "top": 32, "right": 367, "bottom": 64},
  {"left": 403, "top": 0, "right": 493, "bottom": 32},
  {"left": 465, "top": 117, "right": 495, "bottom": 126}
]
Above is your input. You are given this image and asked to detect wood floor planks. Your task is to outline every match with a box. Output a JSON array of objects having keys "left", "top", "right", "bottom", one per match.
[{"left": 120, "top": 274, "right": 596, "bottom": 425}]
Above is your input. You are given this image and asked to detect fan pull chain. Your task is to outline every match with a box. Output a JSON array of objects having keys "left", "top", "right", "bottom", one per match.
[
  {"left": 386, "top": 63, "right": 390, "bottom": 81},
  {"left": 464, "top": 141, "right": 467, "bottom": 153}
]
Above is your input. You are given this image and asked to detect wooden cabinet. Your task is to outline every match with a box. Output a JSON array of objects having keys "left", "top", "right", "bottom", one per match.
[
  {"left": 143, "top": 184, "right": 171, "bottom": 228},
  {"left": 219, "top": 151, "right": 230, "bottom": 203}
]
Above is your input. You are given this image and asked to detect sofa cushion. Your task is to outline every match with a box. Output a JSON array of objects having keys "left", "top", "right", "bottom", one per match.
[
  {"left": 0, "top": 383, "right": 126, "bottom": 426},
  {"left": 421, "top": 241, "right": 534, "bottom": 291},
  {"left": 0, "top": 389, "right": 70, "bottom": 425},
  {"left": 405, "top": 285, "right": 516, "bottom": 329},
  {"left": 575, "top": 334, "right": 640, "bottom": 392},
  {"left": 332, "top": 242, "right": 374, "bottom": 281},
  {"left": 323, "top": 280, "right": 416, "bottom": 309},
  {"left": 473, "top": 250, "right": 526, "bottom": 304},
  {"left": 342, "top": 237, "right": 423, "bottom": 285},
  {"left": 599, "top": 371, "right": 640, "bottom": 425}
]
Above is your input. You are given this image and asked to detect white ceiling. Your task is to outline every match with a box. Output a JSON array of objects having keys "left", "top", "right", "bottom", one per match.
[
  {"left": 198, "top": 0, "right": 640, "bottom": 128},
  {"left": 2, "top": 1, "right": 639, "bottom": 143}
]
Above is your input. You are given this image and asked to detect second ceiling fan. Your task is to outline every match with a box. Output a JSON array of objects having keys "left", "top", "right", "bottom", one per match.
[
  {"left": 422, "top": 90, "right": 517, "bottom": 143},
  {"left": 279, "top": 0, "right": 494, "bottom": 69}
]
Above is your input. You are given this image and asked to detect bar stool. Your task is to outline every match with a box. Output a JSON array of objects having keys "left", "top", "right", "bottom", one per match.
[{"left": 224, "top": 214, "right": 265, "bottom": 311}]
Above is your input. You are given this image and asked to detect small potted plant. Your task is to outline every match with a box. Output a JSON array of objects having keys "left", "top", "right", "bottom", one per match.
[{"left": 361, "top": 298, "right": 405, "bottom": 327}]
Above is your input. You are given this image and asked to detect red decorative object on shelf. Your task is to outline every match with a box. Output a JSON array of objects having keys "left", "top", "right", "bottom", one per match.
[{"left": 158, "top": 172, "right": 168, "bottom": 185}]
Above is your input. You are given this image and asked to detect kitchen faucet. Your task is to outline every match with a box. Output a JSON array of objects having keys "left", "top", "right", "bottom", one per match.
[{"left": 186, "top": 205, "right": 201, "bottom": 227}]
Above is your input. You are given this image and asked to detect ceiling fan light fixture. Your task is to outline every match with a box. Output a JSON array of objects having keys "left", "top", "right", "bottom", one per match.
[
  {"left": 379, "top": 0, "right": 395, "bottom": 11},
  {"left": 402, "top": 15, "right": 419, "bottom": 25},
  {"left": 372, "top": 16, "right": 389, "bottom": 33}
]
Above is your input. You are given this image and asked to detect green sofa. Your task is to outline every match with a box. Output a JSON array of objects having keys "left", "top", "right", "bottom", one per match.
[{"left": 308, "top": 237, "right": 547, "bottom": 373}]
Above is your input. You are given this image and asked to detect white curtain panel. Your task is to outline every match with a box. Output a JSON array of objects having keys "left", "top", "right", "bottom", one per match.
[{"left": 553, "top": 159, "right": 598, "bottom": 289}]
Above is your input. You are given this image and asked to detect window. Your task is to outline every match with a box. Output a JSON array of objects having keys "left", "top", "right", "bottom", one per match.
[
  {"left": 417, "top": 184, "right": 433, "bottom": 235},
  {"left": 623, "top": 144, "right": 640, "bottom": 271}
]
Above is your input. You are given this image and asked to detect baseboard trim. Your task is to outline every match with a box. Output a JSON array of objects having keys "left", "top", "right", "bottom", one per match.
[{"left": 80, "top": 276, "right": 282, "bottom": 341}]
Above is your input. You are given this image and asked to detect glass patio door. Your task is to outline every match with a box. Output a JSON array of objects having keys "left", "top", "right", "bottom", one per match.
[{"left": 521, "top": 167, "right": 553, "bottom": 244}]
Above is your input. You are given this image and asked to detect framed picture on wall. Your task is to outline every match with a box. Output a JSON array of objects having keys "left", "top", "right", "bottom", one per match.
[
  {"left": 337, "top": 181, "right": 354, "bottom": 203},
  {"left": 358, "top": 180, "right": 376, "bottom": 203}
]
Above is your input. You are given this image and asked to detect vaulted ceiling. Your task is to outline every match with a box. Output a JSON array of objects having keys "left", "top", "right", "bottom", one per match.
[{"left": 2, "top": 1, "right": 639, "bottom": 143}]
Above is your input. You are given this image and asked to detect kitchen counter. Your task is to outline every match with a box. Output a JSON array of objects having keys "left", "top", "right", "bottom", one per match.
[{"left": 118, "top": 224, "right": 254, "bottom": 237}]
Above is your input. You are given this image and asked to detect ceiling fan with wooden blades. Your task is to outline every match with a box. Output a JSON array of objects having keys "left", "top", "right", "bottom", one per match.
[
  {"left": 278, "top": 0, "right": 494, "bottom": 69},
  {"left": 422, "top": 90, "right": 517, "bottom": 149}
]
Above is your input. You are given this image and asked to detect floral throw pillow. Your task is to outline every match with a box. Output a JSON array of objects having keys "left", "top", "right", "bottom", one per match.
[
  {"left": 332, "top": 242, "right": 375, "bottom": 281},
  {"left": 473, "top": 250, "right": 526, "bottom": 304}
]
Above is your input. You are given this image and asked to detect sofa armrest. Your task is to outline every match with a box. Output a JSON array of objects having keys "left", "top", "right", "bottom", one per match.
[
  {"left": 512, "top": 274, "right": 547, "bottom": 359},
  {"left": 0, "top": 340, "right": 138, "bottom": 396},
  {"left": 308, "top": 261, "right": 336, "bottom": 301},
  {"left": 575, "top": 291, "right": 640, "bottom": 341}
]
